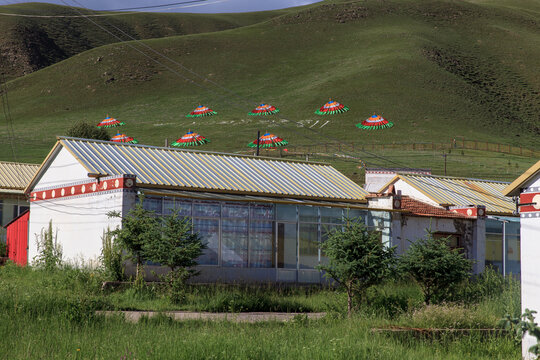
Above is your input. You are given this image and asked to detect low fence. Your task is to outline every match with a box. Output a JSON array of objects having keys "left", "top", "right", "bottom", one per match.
[{"left": 281, "top": 140, "right": 540, "bottom": 158}]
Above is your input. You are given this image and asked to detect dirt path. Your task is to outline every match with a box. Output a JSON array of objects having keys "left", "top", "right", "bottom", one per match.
[{"left": 97, "top": 311, "right": 326, "bottom": 323}]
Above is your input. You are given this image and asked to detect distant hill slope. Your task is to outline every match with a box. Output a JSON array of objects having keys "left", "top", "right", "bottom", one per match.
[
  {"left": 0, "top": 0, "right": 538, "bottom": 181},
  {"left": 0, "top": 2, "right": 287, "bottom": 80}
]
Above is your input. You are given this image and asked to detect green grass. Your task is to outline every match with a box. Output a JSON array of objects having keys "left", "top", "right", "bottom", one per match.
[
  {"left": 0, "top": 0, "right": 539, "bottom": 183},
  {"left": 0, "top": 263, "right": 522, "bottom": 359}
]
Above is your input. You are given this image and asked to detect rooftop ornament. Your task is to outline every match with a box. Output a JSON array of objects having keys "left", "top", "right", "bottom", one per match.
[
  {"left": 171, "top": 130, "right": 210, "bottom": 147},
  {"left": 248, "top": 103, "right": 280, "bottom": 116},
  {"left": 356, "top": 114, "right": 394, "bottom": 130},
  {"left": 315, "top": 99, "right": 349, "bottom": 115},
  {"left": 186, "top": 104, "right": 217, "bottom": 118},
  {"left": 96, "top": 115, "right": 125, "bottom": 128},
  {"left": 110, "top": 133, "right": 138, "bottom": 144},
  {"left": 248, "top": 132, "right": 288, "bottom": 148}
]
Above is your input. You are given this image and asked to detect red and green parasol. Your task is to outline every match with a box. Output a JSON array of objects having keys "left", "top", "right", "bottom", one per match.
[
  {"left": 110, "top": 133, "right": 138, "bottom": 144},
  {"left": 171, "top": 130, "right": 210, "bottom": 147},
  {"left": 97, "top": 115, "right": 125, "bottom": 128},
  {"left": 315, "top": 99, "right": 349, "bottom": 115},
  {"left": 248, "top": 132, "right": 288, "bottom": 148},
  {"left": 248, "top": 103, "right": 280, "bottom": 116},
  {"left": 186, "top": 104, "right": 217, "bottom": 118},
  {"left": 356, "top": 114, "right": 394, "bottom": 130}
]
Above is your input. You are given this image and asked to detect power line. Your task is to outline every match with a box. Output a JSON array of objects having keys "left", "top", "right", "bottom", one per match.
[{"left": 95, "top": 0, "right": 213, "bottom": 12}]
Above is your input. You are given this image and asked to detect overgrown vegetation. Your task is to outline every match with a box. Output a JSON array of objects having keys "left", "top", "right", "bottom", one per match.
[
  {"left": 32, "top": 220, "right": 62, "bottom": 271},
  {"left": 65, "top": 121, "right": 110, "bottom": 141}
]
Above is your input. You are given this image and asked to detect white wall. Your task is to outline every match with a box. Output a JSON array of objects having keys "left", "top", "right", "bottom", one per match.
[
  {"left": 34, "top": 147, "right": 89, "bottom": 189},
  {"left": 393, "top": 180, "right": 438, "bottom": 206},
  {"left": 28, "top": 189, "right": 134, "bottom": 267},
  {"left": 520, "top": 176, "right": 540, "bottom": 359}
]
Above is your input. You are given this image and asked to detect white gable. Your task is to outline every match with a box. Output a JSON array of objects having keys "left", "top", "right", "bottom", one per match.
[{"left": 33, "top": 147, "right": 89, "bottom": 190}]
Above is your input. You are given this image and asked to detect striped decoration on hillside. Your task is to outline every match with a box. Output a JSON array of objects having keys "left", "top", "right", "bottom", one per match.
[
  {"left": 248, "top": 103, "right": 280, "bottom": 116},
  {"left": 171, "top": 131, "right": 209, "bottom": 147},
  {"left": 248, "top": 133, "right": 288, "bottom": 148},
  {"left": 110, "top": 133, "right": 138, "bottom": 144},
  {"left": 97, "top": 115, "right": 125, "bottom": 128},
  {"left": 315, "top": 99, "right": 349, "bottom": 115},
  {"left": 186, "top": 104, "right": 217, "bottom": 118},
  {"left": 356, "top": 114, "right": 394, "bottom": 130}
]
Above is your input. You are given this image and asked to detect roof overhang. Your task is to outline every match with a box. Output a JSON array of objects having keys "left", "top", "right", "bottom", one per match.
[{"left": 503, "top": 160, "right": 540, "bottom": 197}]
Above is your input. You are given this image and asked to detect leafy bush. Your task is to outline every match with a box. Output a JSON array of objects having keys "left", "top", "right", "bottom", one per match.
[
  {"left": 101, "top": 229, "right": 124, "bottom": 281},
  {"left": 364, "top": 282, "right": 424, "bottom": 318},
  {"left": 398, "top": 232, "right": 472, "bottom": 304},
  {"left": 66, "top": 121, "right": 110, "bottom": 141},
  {"left": 0, "top": 241, "right": 7, "bottom": 257},
  {"left": 32, "top": 220, "right": 62, "bottom": 271}
]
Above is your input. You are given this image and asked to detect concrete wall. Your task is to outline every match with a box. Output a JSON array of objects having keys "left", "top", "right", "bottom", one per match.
[
  {"left": 28, "top": 188, "right": 135, "bottom": 266},
  {"left": 520, "top": 175, "right": 540, "bottom": 360}
]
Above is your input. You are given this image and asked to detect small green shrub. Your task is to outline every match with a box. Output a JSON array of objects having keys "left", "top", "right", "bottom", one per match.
[
  {"left": 0, "top": 241, "right": 7, "bottom": 257},
  {"left": 364, "top": 282, "right": 424, "bottom": 318},
  {"left": 101, "top": 229, "right": 125, "bottom": 281},
  {"left": 32, "top": 220, "right": 62, "bottom": 271}
]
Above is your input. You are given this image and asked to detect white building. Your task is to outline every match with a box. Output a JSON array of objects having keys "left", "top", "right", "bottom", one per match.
[
  {"left": 503, "top": 160, "right": 540, "bottom": 360},
  {"left": 25, "top": 137, "right": 380, "bottom": 283}
]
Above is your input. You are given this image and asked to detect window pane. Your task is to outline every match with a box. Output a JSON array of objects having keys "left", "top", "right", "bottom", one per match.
[
  {"left": 250, "top": 203, "right": 274, "bottom": 220},
  {"left": 299, "top": 205, "right": 318, "bottom": 223},
  {"left": 276, "top": 204, "right": 296, "bottom": 221},
  {"left": 193, "top": 201, "right": 220, "bottom": 217},
  {"left": 320, "top": 224, "right": 340, "bottom": 266},
  {"left": 222, "top": 203, "right": 249, "bottom": 218},
  {"left": 163, "top": 198, "right": 192, "bottom": 217},
  {"left": 346, "top": 208, "right": 367, "bottom": 222},
  {"left": 299, "top": 223, "right": 318, "bottom": 269},
  {"left": 486, "top": 219, "right": 502, "bottom": 234},
  {"left": 249, "top": 220, "right": 274, "bottom": 268},
  {"left": 485, "top": 233, "right": 502, "bottom": 273},
  {"left": 221, "top": 219, "right": 248, "bottom": 268},
  {"left": 143, "top": 197, "right": 162, "bottom": 214},
  {"left": 193, "top": 218, "right": 219, "bottom": 265},
  {"left": 320, "top": 207, "right": 343, "bottom": 224},
  {"left": 277, "top": 222, "right": 297, "bottom": 269},
  {"left": 506, "top": 221, "right": 520, "bottom": 235}
]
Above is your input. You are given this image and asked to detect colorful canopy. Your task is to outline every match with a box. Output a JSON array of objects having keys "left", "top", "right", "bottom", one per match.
[
  {"left": 356, "top": 114, "right": 394, "bottom": 130},
  {"left": 171, "top": 131, "right": 209, "bottom": 147},
  {"left": 248, "top": 103, "right": 280, "bottom": 116},
  {"left": 186, "top": 104, "right": 217, "bottom": 118},
  {"left": 248, "top": 133, "right": 288, "bottom": 148},
  {"left": 110, "top": 133, "right": 138, "bottom": 144},
  {"left": 315, "top": 99, "right": 349, "bottom": 115},
  {"left": 97, "top": 116, "right": 125, "bottom": 128}
]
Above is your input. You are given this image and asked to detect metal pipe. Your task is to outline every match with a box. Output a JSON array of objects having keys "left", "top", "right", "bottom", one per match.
[
  {"left": 502, "top": 220, "right": 506, "bottom": 277},
  {"left": 256, "top": 130, "right": 260, "bottom": 156}
]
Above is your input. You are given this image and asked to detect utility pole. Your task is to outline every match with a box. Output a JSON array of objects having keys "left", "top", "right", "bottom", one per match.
[
  {"left": 443, "top": 153, "right": 447, "bottom": 176},
  {"left": 256, "top": 130, "right": 260, "bottom": 156}
]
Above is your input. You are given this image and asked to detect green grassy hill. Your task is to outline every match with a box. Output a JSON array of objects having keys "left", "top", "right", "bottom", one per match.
[
  {"left": 1, "top": 0, "right": 539, "bottom": 182},
  {"left": 0, "top": 2, "right": 287, "bottom": 80}
]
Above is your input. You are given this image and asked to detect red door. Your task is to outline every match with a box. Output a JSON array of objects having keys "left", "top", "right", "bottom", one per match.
[{"left": 6, "top": 210, "right": 29, "bottom": 266}]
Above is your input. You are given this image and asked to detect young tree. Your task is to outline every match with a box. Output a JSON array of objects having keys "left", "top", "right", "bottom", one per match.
[
  {"left": 66, "top": 121, "right": 110, "bottom": 141},
  {"left": 108, "top": 197, "right": 160, "bottom": 282},
  {"left": 398, "top": 233, "right": 472, "bottom": 304},
  {"left": 317, "top": 221, "right": 396, "bottom": 317},
  {"left": 144, "top": 210, "right": 206, "bottom": 303}
]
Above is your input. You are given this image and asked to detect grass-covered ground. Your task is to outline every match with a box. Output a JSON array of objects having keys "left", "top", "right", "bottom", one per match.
[
  {"left": 0, "top": 263, "right": 522, "bottom": 359},
  {"left": 0, "top": 0, "right": 538, "bottom": 182}
]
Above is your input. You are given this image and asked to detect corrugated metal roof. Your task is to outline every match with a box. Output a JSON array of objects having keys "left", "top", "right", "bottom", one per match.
[
  {"left": 56, "top": 137, "right": 368, "bottom": 202},
  {"left": 389, "top": 174, "right": 514, "bottom": 215},
  {"left": 0, "top": 161, "right": 40, "bottom": 191}
]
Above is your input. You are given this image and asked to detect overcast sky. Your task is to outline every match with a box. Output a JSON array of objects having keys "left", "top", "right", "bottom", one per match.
[{"left": 2, "top": 0, "right": 321, "bottom": 13}]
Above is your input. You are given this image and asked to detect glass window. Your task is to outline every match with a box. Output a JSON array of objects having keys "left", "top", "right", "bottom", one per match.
[
  {"left": 299, "top": 223, "right": 319, "bottom": 269},
  {"left": 193, "top": 201, "right": 220, "bottom": 217},
  {"left": 345, "top": 208, "right": 367, "bottom": 222},
  {"left": 485, "top": 233, "right": 502, "bottom": 273},
  {"left": 143, "top": 197, "right": 162, "bottom": 214},
  {"left": 320, "top": 224, "right": 341, "bottom": 266},
  {"left": 486, "top": 219, "right": 503, "bottom": 234},
  {"left": 249, "top": 220, "right": 274, "bottom": 268},
  {"left": 299, "top": 205, "right": 318, "bottom": 223},
  {"left": 506, "top": 221, "right": 520, "bottom": 235},
  {"left": 163, "top": 198, "right": 191, "bottom": 217},
  {"left": 222, "top": 203, "right": 249, "bottom": 218},
  {"left": 320, "top": 207, "right": 343, "bottom": 224},
  {"left": 221, "top": 219, "right": 248, "bottom": 268},
  {"left": 251, "top": 204, "right": 274, "bottom": 219},
  {"left": 193, "top": 218, "right": 219, "bottom": 265},
  {"left": 276, "top": 204, "right": 296, "bottom": 221},
  {"left": 277, "top": 222, "right": 297, "bottom": 269}
]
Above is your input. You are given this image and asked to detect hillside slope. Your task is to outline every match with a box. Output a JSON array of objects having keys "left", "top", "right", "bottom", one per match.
[
  {"left": 0, "top": 2, "right": 287, "bottom": 80},
  {"left": 1, "top": 0, "right": 538, "bottom": 181}
]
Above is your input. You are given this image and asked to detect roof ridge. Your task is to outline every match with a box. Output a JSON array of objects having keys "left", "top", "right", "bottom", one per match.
[
  {"left": 57, "top": 136, "right": 329, "bottom": 166},
  {"left": 398, "top": 172, "right": 510, "bottom": 184}
]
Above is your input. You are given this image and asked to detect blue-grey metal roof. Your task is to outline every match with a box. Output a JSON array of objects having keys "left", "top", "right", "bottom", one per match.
[{"left": 54, "top": 137, "right": 368, "bottom": 202}]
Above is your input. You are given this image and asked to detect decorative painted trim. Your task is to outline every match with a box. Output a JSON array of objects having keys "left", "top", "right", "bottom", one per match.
[
  {"left": 31, "top": 174, "right": 136, "bottom": 202},
  {"left": 521, "top": 212, "right": 540, "bottom": 218},
  {"left": 450, "top": 205, "right": 487, "bottom": 218},
  {"left": 523, "top": 187, "right": 540, "bottom": 193},
  {"left": 519, "top": 192, "right": 540, "bottom": 213}
]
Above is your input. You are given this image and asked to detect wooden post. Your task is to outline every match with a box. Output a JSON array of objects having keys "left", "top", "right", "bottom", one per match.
[{"left": 165, "top": 138, "right": 169, "bottom": 147}]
